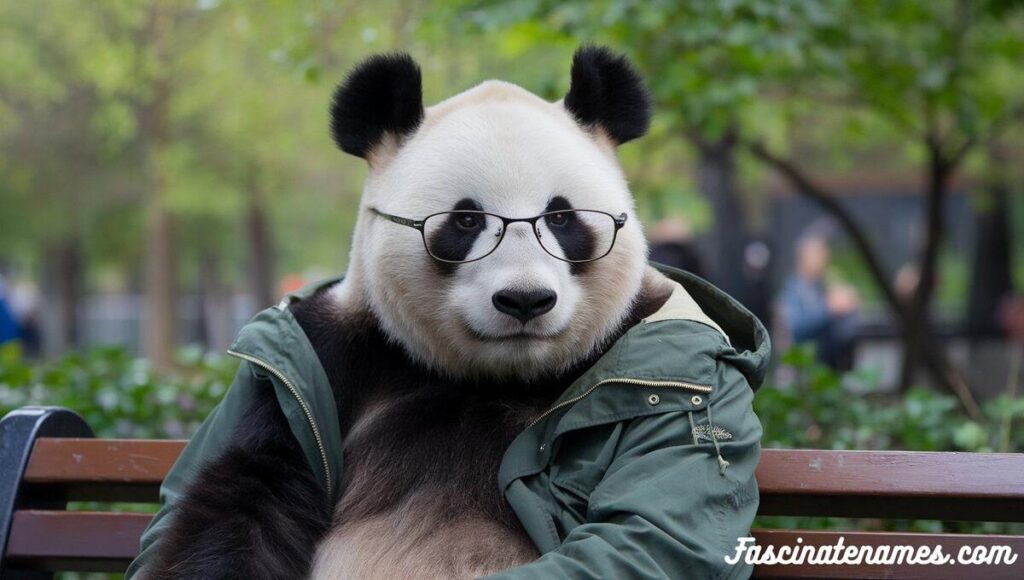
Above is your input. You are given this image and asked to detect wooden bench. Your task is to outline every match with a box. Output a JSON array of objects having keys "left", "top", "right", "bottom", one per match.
[{"left": 2, "top": 406, "right": 1022, "bottom": 578}]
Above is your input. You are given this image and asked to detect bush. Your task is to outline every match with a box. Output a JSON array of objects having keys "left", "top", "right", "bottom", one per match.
[
  {"left": 3, "top": 341, "right": 1020, "bottom": 449},
  {"left": 756, "top": 344, "right": 1024, "bottom": 453},
  {"left": 0, "top": 343, "right": 237, "bottom": 439}
]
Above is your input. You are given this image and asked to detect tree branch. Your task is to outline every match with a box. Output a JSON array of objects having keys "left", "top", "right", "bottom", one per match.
[
  {"left": 747, "top": 140, "right": 903, "bottom": 312},
  {"left": 745, "top": 139, "right": 983, "bottom": 419}
]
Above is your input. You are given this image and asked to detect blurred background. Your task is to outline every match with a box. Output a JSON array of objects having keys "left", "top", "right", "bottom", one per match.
[{"left": 1, "top": 0, "right": 1023, "bottom": 466}]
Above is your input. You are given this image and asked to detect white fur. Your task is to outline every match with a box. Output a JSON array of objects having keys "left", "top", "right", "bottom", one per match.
[{"left": 334, "top": 80, "right": 648, "bottom": 380}]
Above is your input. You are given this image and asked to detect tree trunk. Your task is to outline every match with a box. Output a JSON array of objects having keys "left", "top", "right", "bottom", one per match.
[
  {"left": 144, "top": 200, "right": 177, "bottom": 371},
  {"left": 43, "top": 236, "right": 83, "bottom": 354},
  {"left": 693, "top": 125, "right": 748, "bottom": 298},
  {"left": 966, "top": 144, "right": 1013, "bottom": 339},
  {"left": 898, "top": 141, "right": 952, "bottom": 390},
  {"left": 245, "top": 193, "right": 275, "bottom": 309},
  {"left": 199, "top": 249, "right": 233, "bottom": 353},
  {"left": 141, "top": 2, "right": 177, "bottom": 371}
]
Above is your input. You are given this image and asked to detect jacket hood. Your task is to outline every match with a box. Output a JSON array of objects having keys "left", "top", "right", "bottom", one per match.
[{"left": 652, "top": 263, "right": 771, "bottom": 390}]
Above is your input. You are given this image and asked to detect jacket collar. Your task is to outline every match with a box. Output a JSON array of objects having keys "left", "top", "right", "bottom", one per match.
[
  {"left": 651, "top": 263, "right": 771, "bottom": 390},
  {"left": 227, "top": 276, "right": 344, "bottom": 498}
]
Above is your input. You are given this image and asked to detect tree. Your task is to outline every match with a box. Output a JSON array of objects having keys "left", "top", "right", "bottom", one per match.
[
  {"left": 467, "top": 0, "right": 1024, "bottom": 416},
  {"left": 0, "top": 0, "right": 150, "bottom": 353},
  {"left": 2, "top": 0, "right": 380, "bottom": 362},
  {"left": 748, "top": 0, "right": 1024, "bottom": 416},
  {"left": 967, "top": 142, "right": 1016, "bottom": 339}
]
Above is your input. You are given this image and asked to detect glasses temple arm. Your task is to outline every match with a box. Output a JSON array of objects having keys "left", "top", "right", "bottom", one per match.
[{"left": 369, "top": 207, "right": 424, "bottom": 230}]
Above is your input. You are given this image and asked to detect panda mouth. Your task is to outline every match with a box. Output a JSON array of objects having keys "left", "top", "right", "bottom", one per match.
[
  {"left": 481, "top": 333, "right": 546, "bottom": 342},
  {"left": 465, "top": 324, "right": 564, "bottom": 343}
]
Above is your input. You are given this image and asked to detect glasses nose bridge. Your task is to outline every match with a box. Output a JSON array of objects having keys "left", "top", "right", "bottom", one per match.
[
  {"left": 500, "top": 216, "right": 538, "bottom": 239},
  {"left": 490, "top": 216, "right": 542, "bottom": 257}
]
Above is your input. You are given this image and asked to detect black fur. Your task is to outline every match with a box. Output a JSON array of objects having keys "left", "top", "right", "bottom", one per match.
[
  {"left": 427, "top": 198, "right": 488, "bottom": 277},
  {"left": 564, "top": 46, "right": 651, "bottom": 145},
  {"left": 149, "top": 274, "right": 672, "bottom": 577},
  {"left": 289, "top": 278, "right": 673, "bottom": 541},
  {"left": 290, "top": 293, "right": 561, "bottom": 541},
  {"left": 146, "top": 382, "right": 332, "bottom": 579},
  {"left": 330, "top": 53, "right": 424, "bottom": 158},
  {"left": 544, "top": 196, "right": 595, "bottom": 276}
]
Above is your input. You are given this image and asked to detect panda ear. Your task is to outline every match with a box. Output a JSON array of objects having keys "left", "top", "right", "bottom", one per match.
[
  {"left": 330, "top": 53, "right": 424, "bottom": 159},
  {"left": 563, "top": 46, "right": 651, "bottom": 146}
]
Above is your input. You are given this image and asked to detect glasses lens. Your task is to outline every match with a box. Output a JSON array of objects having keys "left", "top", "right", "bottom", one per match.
[
  {"left": 423, "top": 211, "right": 503, "bottom": 263},
  {"left": 535, "top": 210, "right": 617, "bottom": 263}
]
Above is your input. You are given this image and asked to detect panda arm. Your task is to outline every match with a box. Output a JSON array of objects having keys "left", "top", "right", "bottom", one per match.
[{"left": 143, "top": 382, "right": 332, "bottom": 579}]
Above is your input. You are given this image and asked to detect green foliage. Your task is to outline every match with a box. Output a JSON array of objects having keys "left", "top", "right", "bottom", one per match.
[
  {"left": 757, "top": 344, "right": 1024, "bottom": 452},
  {"left": 0, "top": 343, "right": 237, "bottom": 438},
  {"left": 5, "top": 340, "right": 1020, "bottom": 451},
  {"left": 485, "top": 0, "right": 1023, "bottom": 143}
]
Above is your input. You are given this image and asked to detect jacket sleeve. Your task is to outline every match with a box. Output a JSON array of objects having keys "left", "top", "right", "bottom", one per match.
[
  {"left": 484, "top": 362, "right": 762, "bottom": 580},
  {"left": 125, "top": 362, "right": 259, "bottom": 579}
]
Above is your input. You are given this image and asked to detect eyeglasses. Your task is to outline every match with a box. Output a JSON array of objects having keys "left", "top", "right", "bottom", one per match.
[{"left": 369, "top": 207, "right": 628, "bottom": 264}]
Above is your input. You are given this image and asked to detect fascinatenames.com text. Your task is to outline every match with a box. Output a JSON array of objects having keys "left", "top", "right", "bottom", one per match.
[{"left": 726, "top": 536, "right": 1018, "bottom": 567}]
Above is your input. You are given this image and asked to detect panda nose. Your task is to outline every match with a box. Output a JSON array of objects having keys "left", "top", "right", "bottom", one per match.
[{"left": 492, "top": 289, "right": 558, "bottom": 324}]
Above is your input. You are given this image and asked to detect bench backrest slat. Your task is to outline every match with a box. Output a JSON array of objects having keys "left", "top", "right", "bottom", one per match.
[
  {"left": 6, "top": 510, "right": 150, "bottom": 573},
  {"left": 22, "top": 440, "right": 1024, "bottom": 521},
  {"left": 755, "top": 449, "right": 1024, "bottom": 522},
  {"left": 24, "top": 439, "right": 181, "bottom": 486},
  {"left": 23, "top": 439, "right": 182, "bottom": 503},
  {"left": 755, "top": 449, "right": 1024, "bottom": 498}
]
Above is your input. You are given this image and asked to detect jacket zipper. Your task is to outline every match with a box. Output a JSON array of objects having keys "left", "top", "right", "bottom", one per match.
[
  {"left": 227, "top": 349, "right": 332, "bottom": 497},
  {"left": 528, "top": 377, "right": 713, "bottom": 429}
]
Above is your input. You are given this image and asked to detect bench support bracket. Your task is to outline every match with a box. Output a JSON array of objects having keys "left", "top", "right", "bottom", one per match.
[{"left": 0, "top": 406, "right": 94, "bottom": 579}]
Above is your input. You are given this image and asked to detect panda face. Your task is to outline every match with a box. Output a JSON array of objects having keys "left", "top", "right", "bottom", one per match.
[{"left": 333, "top": 48, "right": 652, "bottom": 380}]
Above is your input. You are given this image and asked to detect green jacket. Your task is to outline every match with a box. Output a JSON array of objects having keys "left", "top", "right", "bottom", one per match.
[{"left": 127, "top": 265, "right": 769, "bottom": 579}]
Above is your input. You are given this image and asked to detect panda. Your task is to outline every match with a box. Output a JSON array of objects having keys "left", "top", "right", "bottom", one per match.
[
  {"left": 138, "top": 45, "right": 764, "bottom": 580},
  {"left": 299, "top": 47, "right": 664, "bottom": 578}
]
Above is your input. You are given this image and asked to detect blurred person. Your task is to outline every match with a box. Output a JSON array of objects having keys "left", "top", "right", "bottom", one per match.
[
  {"left": 9, "top": 279, "right": 42, "bottom": 356},
  {"left": 647, "top": 216, "right": 705, "bottom": 276},
  {"left": 1000, "top": 295, "right": 1024, "bottom": 343},
  {"left": 739, "top": 238, "right": 774, "bottom": 327},
  {"left": 780, "top": 235, "right": 860, "bottom": 369},
  {"left": 0, "top": 274, "right": 21, "bottom": 345}
]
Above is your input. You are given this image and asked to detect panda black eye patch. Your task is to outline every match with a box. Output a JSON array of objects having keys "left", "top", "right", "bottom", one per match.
[
  {"left": 542, "top": 196, "right": 594, "bottom": 263},
  {"left": 428, "top": 199, "right": 489, "bottom": 262},
  {"left": 367, "top": 204, "right": 627, "bottom": 265}
]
